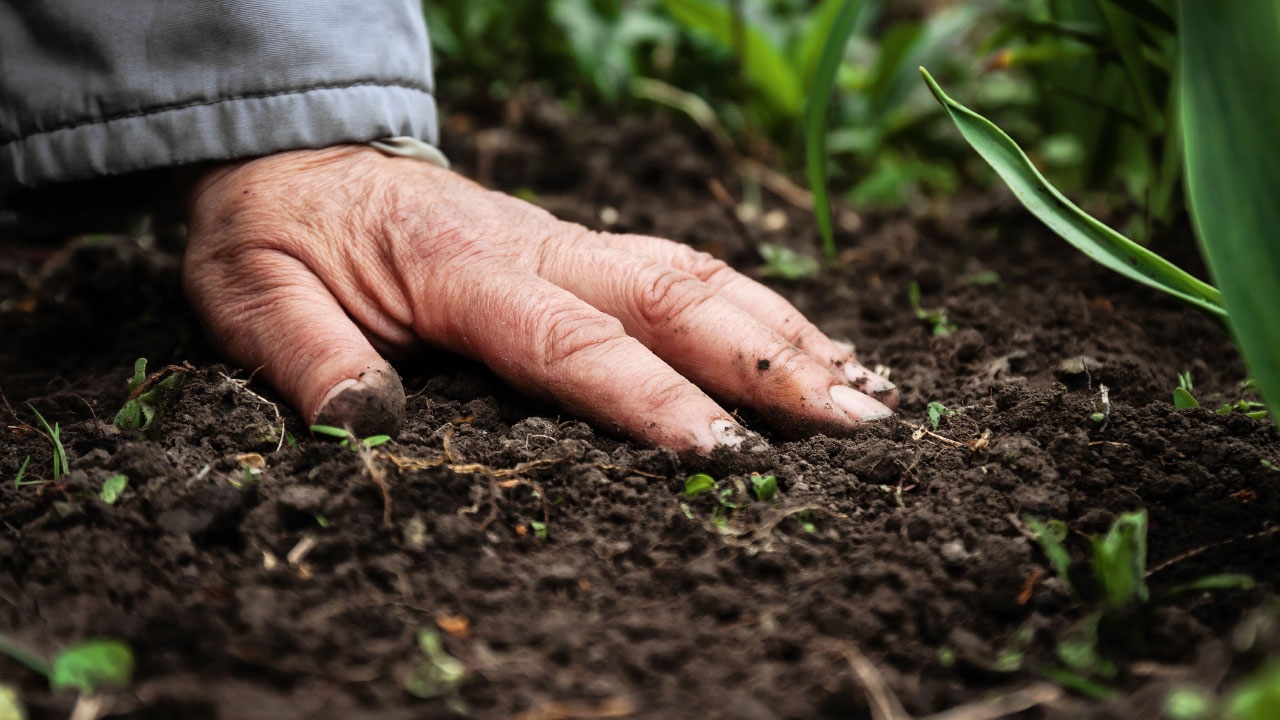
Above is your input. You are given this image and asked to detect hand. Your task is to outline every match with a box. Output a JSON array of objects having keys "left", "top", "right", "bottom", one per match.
[{"left": 181, "top": 145, "right": 895, "bottom": 453}]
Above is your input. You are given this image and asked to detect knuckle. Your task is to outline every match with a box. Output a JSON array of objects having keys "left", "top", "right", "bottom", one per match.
[
  {"left": 635, "top": 266, "right": 713, "bottom": 326},
  {"left": 536, "top": 301, "right": 629, "bottom": 368}
]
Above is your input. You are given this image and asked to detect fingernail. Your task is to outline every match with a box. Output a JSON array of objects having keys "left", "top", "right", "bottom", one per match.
[
  {"left": 829, "top": 384, "right": 893, "bottom": 422},
  {"left": 843, "top": 361, "right": 896, "bottom": 398},
  {"left": 314, "top": 366, "right": 406, "bottom": 437},
  {"left": 833, "top": 339, "right": 857, "bottom": 355},
  {"left": 710, "top": 419, "right": 770, "bottom": 453}
]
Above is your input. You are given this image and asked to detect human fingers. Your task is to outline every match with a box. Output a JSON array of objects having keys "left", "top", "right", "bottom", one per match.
[
  {"left": 182, "top": 243, "right": 406, "bottom": 437},
  {"left": 589, "top": 232, "right": 897, "bottom": 408},
  {"left": 535, "top": 244, "right": 891, "bottom": 436},
  {"left": 407, "top": 265, "right": 756, "bottom": 452}
]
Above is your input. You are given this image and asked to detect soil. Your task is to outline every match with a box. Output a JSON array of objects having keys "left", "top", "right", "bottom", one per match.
[{"left": 2, "top": 104, "right": 1278, "bottom": 720}]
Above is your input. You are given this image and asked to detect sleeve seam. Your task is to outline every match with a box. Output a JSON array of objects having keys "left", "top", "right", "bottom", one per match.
[{"left": 0, "top": 79, "right": 435, "bottom": 146}]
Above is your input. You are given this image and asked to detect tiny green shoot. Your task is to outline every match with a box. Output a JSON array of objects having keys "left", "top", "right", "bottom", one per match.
[
  {"left": 1173, "top": 371, "right": 1200, "bottom": 410},
  {"left": 28, "top": 405, "right": 68, "bottom": 480},
  {"left": 315, "top": 515, "right": 330, "bottom": 528},
  {"left": 750, "top": 474, "right": 778, "bottom": 502},
  {"left": 1263, "top": 459, "right": 1277, "bottom": 472},
  {"left": 530, "top": 520, "right": 548, "bottom": 540},
  {"left": 1024, "top": 516, "right": 1074, "bottom": 595},
  {"left": 758, "top": 243, "right": 820, "bottom": 280},
  {"left": 0, "top": 635, "right": 134, "bottom": 696},
  {"left": 12, "top": 455, "right": 32, "bottom": 488},
  {"left": 99, "top": 475, "right": 127, "bottom": 505},
  {"left": 683, "top": 473, "right": 716, "bottom": 497},
  {"left": 962, "top": 270, "right": 1001, "bottom": 287},
  {"left": 1090, "top": 412, "right": 1106, "bottom": 423},
  {"left": 309, "top": 425, "right": 392, "bottom": 451},
  {"left": 927, "top": 401, "right": 956, "bottom": 430},
  {"left": 402, "top": 629, "right": 467, "bottom": 708},
  {"left": 113, "top": 358, "right": 186, "bottom": 431},
  {"left": 908, "top": 282, "right": 956, "bottom": 336}
]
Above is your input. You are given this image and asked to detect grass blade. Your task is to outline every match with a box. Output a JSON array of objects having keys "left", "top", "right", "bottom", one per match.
[
  {"left": 1178, "top": 1, "right": 1280, "bottom": 431},
  {"left": 919, "top": 67, "right": 1227, "bottom": 326},
  {"left": 804, "top": 0, "right": 865, "bottom": 261},
  {"left": 660, "top": 0, "right": 803, "bottom": 117}
]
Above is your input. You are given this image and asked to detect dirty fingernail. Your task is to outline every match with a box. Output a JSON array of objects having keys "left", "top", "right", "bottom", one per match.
[
  {"left": 833, "top": 339, "right": 857, "bottom": 356},
  {"left": 829, "top": 384, "right": 893, "bottom": 422},
  {"left": 843, "top": 361, "right": 897, "bottom": 402},
  {"left": 710, "top": 418, "right": 770, "bottom": 453},
  {"left": 314, "top": 366, "right": 406, "bottom": 437}
]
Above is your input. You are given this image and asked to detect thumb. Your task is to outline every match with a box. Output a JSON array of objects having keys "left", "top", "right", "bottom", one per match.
[{"left": 184, "top": 250, "right": 405, "bottom": 437}]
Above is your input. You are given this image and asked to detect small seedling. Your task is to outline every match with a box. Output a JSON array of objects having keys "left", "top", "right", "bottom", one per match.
[
  {"left": 402, "top": 629, "right": 467, "bottom": 711},
  {"left": 1090, "top": 412, "right": 1106, "bottom": 423},
  {"left": 750, "top": 473, "right": 778, "bottom": 502},
  {"left": 758, "top": 243, "right": 820, "bottom": 280},
  {"left": 315, "top": 515, "right": 330, "bottom": 528},
  {"left": 1174, "top": 371, "right": 1200, "bottom": 410},
  {"left": 1263, "top": 459, "right": 1277, "bottom": 473},
  {"left": 683, "top": 473, "right": 716, "bottom": 497},
  {"left": 12, "top": 456, "right": 37, "bottom": 488},
  {"left": 0, "top": 635, "right": 134, "bottom": 696},
  {"left": 926, "top": 401, "right": 956, "bottom": 430},
  {"left": 908, "top": 281, "right": 956, "bottom": 336},
  {"left": 99, "top": 475, "right": 127, "bottom": 505},
  {"left": 529, "top": 520, "right": 548, "bottom": 540},
  {"left": 309, "top": 425, "right": 392, "bottom": 451},
  {"left": 28, "top": 405, "right": 69, "bottom": 480},
  {"left": 113, "top": 358, "right": 186, "bottom": 431}
]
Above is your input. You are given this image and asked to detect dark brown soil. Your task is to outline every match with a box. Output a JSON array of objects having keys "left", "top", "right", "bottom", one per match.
[{"left": 2, "top": 108, "right": 1277, "bottom": 720}]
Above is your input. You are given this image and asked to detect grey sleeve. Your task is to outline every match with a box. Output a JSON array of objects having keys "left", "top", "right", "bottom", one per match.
[{"left": 0, "top": 0, "right": 439, "bottom": 189}]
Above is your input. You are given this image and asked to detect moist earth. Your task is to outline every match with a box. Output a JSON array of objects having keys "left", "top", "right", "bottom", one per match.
[{"left": 1, "top": 107, "right": 1277, "bottom": 719}]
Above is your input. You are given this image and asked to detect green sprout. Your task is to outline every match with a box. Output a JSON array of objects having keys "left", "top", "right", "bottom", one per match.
[
  {"left": 1090, "top": 412, "right": 1106, "bottom": 423},
  {"left": 909, "top": 282, "right": 956, "bottom": 336},
  {"left": 28, "top": 405, "right": 69, "bottom": 480},
  {"left": 309, "top": 425, "right": 392, "bottom": 451},
  {"left": 683, "top": 473, "right": 716, "bottom": 497},
  {"left": 529, "top": 520, "right": 549, "bottom": 540},
  {"left": 750, "top": 474, "right": 778, "bottom": 502},
  {"left": 926, "top": 401, "right": 956, "bottom": 430},
  {"left": 1174, "top": 372, "right": 1200, "bottom": 410},
  {"left": 0, "top": 635, "right": 134, "bottom": 696},
  {"left": 758, "top": 243, "right": 819, "bottom": 280},
  {"left": 12, "top": 456, "right": 36, "bottom": 488},
  {"left": 402, "top": 629, "right": 467, "bottom": 711},
  {"left": 113, "top": 358, "right": 186, "bottom": 431},
  {"left": 99, "top": 475, "right": 128, "bottom": 505}
]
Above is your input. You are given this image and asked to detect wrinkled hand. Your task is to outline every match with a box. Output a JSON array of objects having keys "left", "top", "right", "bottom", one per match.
[{"left": 182, "top": 145, "right": 895, "bottom": 453}]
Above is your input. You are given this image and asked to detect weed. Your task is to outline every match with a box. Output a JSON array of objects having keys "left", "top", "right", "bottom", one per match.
[
  {"left": 0, "top": 635, "right": 133, "bottom": 696},
  {"left": 114, "top": 358, "right": 186, "bottom": 431},
  {"left": 1020, "top": 510, "right": 1254, "bottom": 697},
  {"left": 99, "top": 475, "right": 127, "bottom": 505},
  {"left": 750, "top": 473, "right": 778, "bottom": 501},
  {"left": 402, "top": 629, "right": 466, "bottom": 711},
  {"left": 758, "top": 243, "right": 819, "bottom": 280},
  {"left": 28, "top": 405, "right": 68, "bottom": 480},
  {"left": 926, "top": 401, "right": 956, "bottom": 430},
  {"left": 309, "top": 425, "right": 392, "bottom": 451},
  {"left": 909, "top": 282, "right": 956, "bottom": 336},
  {"left": 1174, "top": 371, "right": 1200, "bottom": 410}
]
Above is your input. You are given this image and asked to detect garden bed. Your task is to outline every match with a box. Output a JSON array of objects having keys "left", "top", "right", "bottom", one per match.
[{"left": 2, "top": 109, "right": 1277, "bottom": 719}]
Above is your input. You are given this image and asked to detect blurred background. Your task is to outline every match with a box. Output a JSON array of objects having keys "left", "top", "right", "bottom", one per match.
[{"left": 425, "top": 0, "right": 1181, "bottom": 239}]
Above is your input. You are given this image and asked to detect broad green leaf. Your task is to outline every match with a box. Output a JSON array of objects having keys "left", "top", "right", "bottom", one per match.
[
  {"left": 660, "top": 0, "right": 803, "bottom": 117},
  {"left": 1178, "top": 1, "right": 1280, "bottom": 432},
  {"left": 100, "top": 475, "right": 128, "bottom": 505},
  {"left": 1172, "top": 387, "right": 1199, "bottom": 410},
  {"left": 919, "top": 68, "right": 1228, "bottom": 327},
  {"left": 684, "top": 473, "right": 716, "bottom": 497},
  {"left": 49, "top": 639, "right": 133, "bottom": 694},
  {"left": 750, "top": 474, "right": 777, "bottom": 501}
]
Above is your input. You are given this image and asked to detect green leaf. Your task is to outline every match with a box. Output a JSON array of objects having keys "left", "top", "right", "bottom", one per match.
[
  {"left": 113, "top": 401, "right": 142, "bottom": 431},
  {"left": 1024, "top": 515, "right": 1075, "bottom": 595},
  {"left": 12, "top": 456, "right": 30, "bottom": 489},
  {"left": 918, "top": 67, "right": 1228, "bottom": 327},
  {"left": 1165, "top": 573, "right": 1255, "bottom": 597},
  {"left": 804, "top": 0, "right": 866, "bottom": 261},
  {"left": 127, "top": 358, "right": 147, "bottom": 393},
  {"left": 362, "top": 435, "right": 392, "bottom": 449},
  {"left": 529, "top": 520, "right": 548, "bottom": 540},
  {"left": 309, "top": 425, "right": 352, "bottom": 439},
  {"left": 1178, "top": 1, "right": 1280, "bottom": 433},
  {"left": 750, "top": 474, "right": 778, "bottom": 501},
  {"left": 49, "top": 639, "right": 134, "bottom": 694},
  {"left": 660, "top": 0, "right": 803, "bottom": 116},
  {"left": 1102, "top": 0, "right": 1175, "bottom": 34},
  {"left": 1173, "top": 387, "right": 1199, "bottom": 410},
  {"left": 683, "top": 473, "right": 716, "bottom": 497},
  {"left": 1090, "top": 510, "right": 1148, "bottom": 611},
  {"left": 1164, "top": 687, "right": 1215, "bottom": 720},
  {"left": 926, "top": 402, "right": 953, "bottom": 430},
  {"left": 1228, "top": 659, "right": 1280, "bottom": 720},
  {"left": 99, "top": 475, "right": 128, "bottom": 505},
  {"left": 403, "top": 629, "right": 466, "bottom": 699}
]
